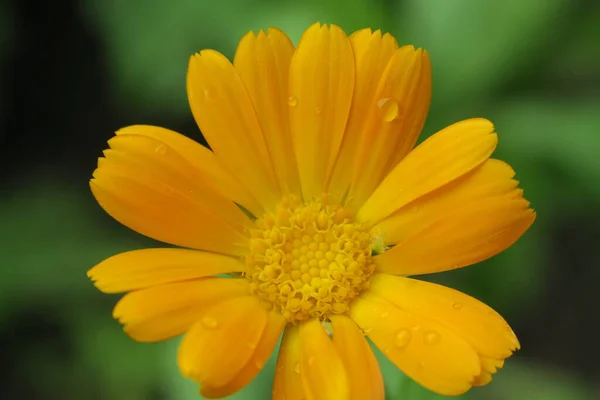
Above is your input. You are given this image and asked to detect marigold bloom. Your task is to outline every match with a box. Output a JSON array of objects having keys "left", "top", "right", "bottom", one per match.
[{"left": 88, "top": 23, "right": 535, "bottom": 399}]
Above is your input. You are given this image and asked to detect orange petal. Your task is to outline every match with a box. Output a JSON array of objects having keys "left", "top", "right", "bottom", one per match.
[
  {"left": 273, "top": 325, "right": 305, "bottom": 400},
  {"left": 349, "top": 291, "right": 481, "bottom": 396},
  {"left": 113, "top": 278, "right": 249, "bottom": 342},
  {"left": 234, "top": 28, "right": 300, "bottom": 196},
  {"left": 328, "top": 28, "right": 398, "bottom": 203},
  {"left": 187, "top": 50, "right": 280, "bottom": 210},
  {"left": 88, "top": 248, "right": 246, "bottom": 293},
  {"left": 373, "top": 159, "right": 519, "bottom": 244},
  {"left": 375, "top": 193, "right": 535, "bottom": 275},
  {"left": 299, "top": 319, "right": 349, "bottom": 400},
  {"left": 369, "top": 274, "right": 519, "bottom": 360},
  {"left": 91, "top": 134, "right": 249, "bottom": 255},
  {"left": 201, "top": 310, "right": 286, "bottom": 398},
  {"left": 116, "top": 125, "right": 263, "bottom": 217},
  {"left": 330, "top": 315, "right": 384, "bottom": 400},
  {"left": 341, "top": 43, "right": 431, "bottom": 210},
  {"left": 357, "top": 118, "right": 498, "bottom": 225},
  {"left": 289, "top": 23, "right": 355, "bottom": 199},
  {"left": 178, "top": 296, "right": 268, "bottom": 388}
]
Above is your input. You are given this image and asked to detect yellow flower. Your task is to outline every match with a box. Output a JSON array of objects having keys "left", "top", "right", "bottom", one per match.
[{"left": 88, "top": 23, "right": 535, "bottom": 399}]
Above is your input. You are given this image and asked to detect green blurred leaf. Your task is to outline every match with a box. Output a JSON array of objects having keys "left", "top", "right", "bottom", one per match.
[
  {"left": 0, "top": 179, "right": 144, "bottom": 318},
  {"left": 400, "top": 0, "right": 570, "bottom": 108},
  {"left": 469, "top": 361, "right": 595, "bottom": 400}
]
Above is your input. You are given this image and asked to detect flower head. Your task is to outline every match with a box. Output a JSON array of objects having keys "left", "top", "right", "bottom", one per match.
[{"left": 88, "top": 23, "right": 535, "bottom": 399}]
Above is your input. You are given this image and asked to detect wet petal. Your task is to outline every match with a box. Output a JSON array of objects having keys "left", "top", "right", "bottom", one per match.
[
  {"left": 349, "top": 291, "right": 481, "bottom": 396},
  {"left": 234, "top": 28, "right": 300, "bottom": 195},
  {"left": 201, "top": 310, "right": 286, "bottom": 398},
  {"left": 289, "top": 23, "right": 355, "bottom": 199},
  {"left": 358, "top": 118, "right": 497, "bottom": 225},
  {"left": 330, "top": 315, "right": 384, "bottom": 400},
  {"left": 88, "top": 248, "right": 246, "bottom": 293},
  {"left": 188, "top": 50, "right": 280, "bottom": 210},
  {"left": 273, "top": 325, "right": 305, "bottom": 400},
  {"left": 113, "top": 278, "right": 249, "bottom": 342},
  {"left": 178, "top": 296, "right": 268, "bottom": 388},
  {"left": 375, "top": 193, "right": 535, "bottom": 275}
]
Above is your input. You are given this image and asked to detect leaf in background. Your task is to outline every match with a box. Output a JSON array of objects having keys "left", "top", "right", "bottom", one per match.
[
  {"left": 469, "top": 361, "right": 595, "bottom": 400},
  {"left": 0, "top": 180, "right": 145, "bottom": 318},
  {"left": 492, "top": 99, "right": 600, "bottom": 200},
  {"left": 398, "top": 0, "right": 570, "bottom": 110},
  {"left": 83, "top": 0, "right": 256, "bottom": 115}
]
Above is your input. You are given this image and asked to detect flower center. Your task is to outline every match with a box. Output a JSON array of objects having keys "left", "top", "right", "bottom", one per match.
[{"left": 245, "top": 195, "right": 376, "bottom": 322}]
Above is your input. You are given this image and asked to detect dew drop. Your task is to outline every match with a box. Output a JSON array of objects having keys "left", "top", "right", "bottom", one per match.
[
  {"left": 294, "top": 361, "right": 300, "bottom": 374},
  {"left": 247, "top": 341, "right": 257, "bottom": 349},
  {"left": 255, "top": 360, "right": 265, "bottom": 369},
  {"left": 377, "top": 98, "right": 399, "bottom": 122},
  {"left": 202, "top": 88, "right": 213, "bottom": 102},
  {"left": 452, "top": 302, "right": 463, "bottom": 310},
  {"left": 201, "top": 316, "right": 218, "bottom": 329},
  {"left": 314, "top": 106, "right": 322, "bottom": 114},
  {"left": 308, "top": 356, "right": 315, "bottom": 365},
  {"left": 395, "top": 328, "right": 411, "bottom": 349},
  {"left": 424, "top": 330, "right": 441, "bottom": 345},
  {"left": 288, "top": 96, "right": 298, "bottom": 107},
  {"left": 154, "top": 144, "right": 167, "bottom": 155}
]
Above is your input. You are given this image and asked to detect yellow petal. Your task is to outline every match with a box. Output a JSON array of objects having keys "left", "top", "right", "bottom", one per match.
[
  {"left": 273, "top": 325, "right": 305, "bottom": 400},
  {"left": 358, "top": 118, "right": 498, "bottom": 225},
  {"left": 91, "top": 134, "right": 249, "bottom": 255},
  {"left": 328, "top": 28, "right": 398, "bottom": 203},
  {"left": 373, "top": 159, "right": 519, "bottom": 244},
  {"left": 234, "top": 28, "right": 300, "bottom": 196},
  {"left": 473, "top": 357, "right": 504, "bottom": 386},
  {"left": 201, "top": 310, "right": 286, "bottom": 398},
  {"left": 299, "top": 318, "right": 349, "bottom": 400},
  {"left": 113, "top": 278, "right": 249, "bottom": 342},
  {"left": 375, "top": 193, "right": 535, "bottom": 275},
  {"left": 368, "top": 274, "right": 519, "bottom": 360},
  {"left": 289, "top": 23, "right": 355, "bottom": 199},
  {"left": 187, "top": 50, "right": 280, "bottom": 210},
  {"left": 178, "top": 296, "right": 268, "bottom": 388},
  {"left": 330, "top": 315, "right": 384, "bottom": 400},
  {"left": 116, "top": 125, "right": 263, "bottom": 217},
  {"left": 88, "top": 248, "right": 246, "bottom": 293},
  {"left": 340, "top": 44, "right": 431, "bottom": 210},
  {"left": 349, "top": 292, "right": 481, "bottom": 396}
]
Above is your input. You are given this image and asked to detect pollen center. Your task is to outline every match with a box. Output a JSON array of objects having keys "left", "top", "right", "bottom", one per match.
[{"left": 245, "top": 195, "right": 376, "bottom": 322}]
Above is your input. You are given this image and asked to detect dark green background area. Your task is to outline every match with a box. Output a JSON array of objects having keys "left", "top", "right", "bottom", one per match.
[{"left": 1, "top": 0, "right": 598, "bottom": 399}]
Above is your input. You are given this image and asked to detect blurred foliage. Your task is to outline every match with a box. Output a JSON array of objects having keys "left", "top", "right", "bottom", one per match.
[{"left": 1, "top": 0, "right": 600, "bottom": 399}]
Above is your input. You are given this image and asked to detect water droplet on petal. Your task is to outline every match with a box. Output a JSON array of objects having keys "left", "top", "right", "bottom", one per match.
[
  {"left": 424, "top": 330, "right": 441, "bottom": 345},
  {"left": 255, "top": 360, "right": 265, "bottom": 369},
  {"left": 453, "top": 302, "right": 463, "bottom": 310},
  {"left": 247, "top": 341, "right": 257, "bottom": 349},
  {"left": 154, "top": 144, "right": 167, "bottom": 155},
  {"left": 308, "top": 356, "right": 315, "bottom": 365},
  {"left": 314, "top": 106, "right": 322, "bottom": 114},
  {"left": 294, "top": 362, "right": 300, "bottom": 374},
  {"left": 395, "top": 328, "right": 411, "bottom": 349},
  {"left": 201, "top": 316, "right": 218, "bottom": 329},
  {"left": 203, "top": 88, "right": 214, "bottom": 102},
  {"left": 377, "top": 98, "right": 399, "bottom": 122},
  {"left": 288, "top": 96, "right": 298, "bottom": 107}
]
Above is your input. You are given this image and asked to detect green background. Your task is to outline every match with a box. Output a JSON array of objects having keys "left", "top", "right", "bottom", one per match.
[{"left": 1, "top": 0, "right": 599, "bottom": 399}]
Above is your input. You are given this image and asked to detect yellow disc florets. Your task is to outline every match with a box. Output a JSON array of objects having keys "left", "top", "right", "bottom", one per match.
[{"left": 245, "top": 195, "right": 376, "bottom": 322}]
